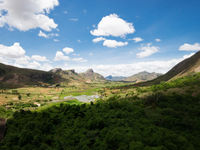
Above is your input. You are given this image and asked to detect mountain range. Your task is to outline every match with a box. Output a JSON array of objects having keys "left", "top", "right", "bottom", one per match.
[
  {"left": 0, "top": 64, "right": 105, "bottom": 88},
  {"left": 1, "top": 51, "right": 200, "bottom": 88},
  {"left": 106, "top": 71, "right": 162, "bottom": 82}
]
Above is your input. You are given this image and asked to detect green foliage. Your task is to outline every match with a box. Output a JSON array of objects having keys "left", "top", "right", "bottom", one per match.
[
  {"left": 1, "top": 93, "right": 200, "bottom": 150},
  {"left": 0, "top": 106, "right": 13, "bottom": 118},
  {"left": 150, "top": 73, "right": 200, "bottom": 92}
]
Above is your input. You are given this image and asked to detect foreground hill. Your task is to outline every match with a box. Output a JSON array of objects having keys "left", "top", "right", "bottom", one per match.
[
  {"left": 140, "top": 51, "right": 200, "bottom": 85},
  {"left": 0, "top": 63, "right": 60, "bottom": 88},
  {"left": 155, "top": 51, "right": 200, "bottom": 82},
  {"left": 124, "top": 71, "right": 162, "bottom": 82}
]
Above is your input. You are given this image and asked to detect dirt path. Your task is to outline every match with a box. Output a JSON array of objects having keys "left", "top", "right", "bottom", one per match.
[{"left": 0, "top": 118, "right": 6, "bottom": 141}]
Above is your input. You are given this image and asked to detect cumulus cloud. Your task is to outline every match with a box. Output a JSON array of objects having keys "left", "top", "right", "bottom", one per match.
[
  {"left": 137, "top": 43, "right": 159, "bottom": 58},
  {"left": 54, "top": 51, "right": 70, "bottom": 61},
  {"left": 54, "top": 47, "right": 87, "bottom": 62},
  {"left": 90, "top": 14, "right": 135, "bottom": 37},
  {"left": 0, "top": 0, "right": 59, "bottom": 31},
  {"left": 31, "top": 55, "right": 49, "bottom": 62},
  {"left": 92, "top": 37, "right": 106, "bottom": 43},
  {"left": 63, "top": 47, "right": 74, "bottom": 54},
  {"left": 38, "top": 30, "right": 59, "bottom": 38},
  {"left": 72, "top": 57, "right": 87, "bottom": 63},
  {"left": 103, "top": 39, "right": 128, "bottom": 48},
  {"left": 67, "top": 53, "right": 195, "bottom": 77},
  {"left": 0, "top": 42, "right": 25, "bottom": 58},
  {"left": 179, "top": 43, "right": 200, "bottom": 51},
  {"left": 0, "top": 42, "right": 53, "bottom": 71},
  {"left": 38, "top": 30, "right": 48, "bottom": 38},
  {"left": 155, "top": 38, "right": 161, "bottom": 42},
  {"left": 131, "top": 37, "right": 143, "bottom": 43}
]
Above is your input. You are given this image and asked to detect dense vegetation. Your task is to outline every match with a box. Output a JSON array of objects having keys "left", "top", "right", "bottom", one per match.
[
  {"left": 0, "top": 91, "right": 200, "bottom": 150},
  {"left": 1, "top": 72, "right": 200, "bottom": 150}
]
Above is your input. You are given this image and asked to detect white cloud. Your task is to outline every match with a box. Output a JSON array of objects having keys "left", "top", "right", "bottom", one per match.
[
  {"left": 92, "top": 37, "right": 106, "bottom": 43},
  {"left": 155, "top": 38, "right": 161, "bottom": 42},
  {"left": 38, "top": 30, "right": 59, "bottom": 38},
  {"left": 90, "top": 14, "right": 135, "bottom": 37},
  {"left": 0, "top": 42, "right": 25, "bottom": 58},
  {"left": 72, "top": 57, "right": 87, "bottom": 63},
  {"left": 0, "top": 42, "right": 53, "bottom": 71},
  {"left": 54, "top": 51, "right": 70, "bottom": 61},
  {"left": 137, "top": 43, "right": 159, "bottom": 58},
  {"left": 67, "top": 53, "right": 194, "bottom": 77},
  {"left": 54, "top": 47, "right": 87, "bottom": 63},
  {"left": 31, "top": 55, "right": 48, "bottom": 62},
  {"left": 63, "top": 47, "right": 74, "bottom": 54},
  {"left": 38, "top": 30, "right": 48, "bottom": 38},
  {"left": 15, "top": 56, "right": 31, "bottom": 65},
  {"left": 72, "top": 53, "right": 80, "bottom": 56},
  {"left": 179, "top": 43, "right": 200, "bottom": 51},
  {"left": 103, "top": 39, "right": 128, "bottom": 48},
  {"left": 131, "top": 37, "right": 143, "bottom": 43},
  {"left": 183, "top": 53, "right": 195, "bottom": 59},
  {"left": 0, "top": 0, "right": 59, "bottom": 31}
]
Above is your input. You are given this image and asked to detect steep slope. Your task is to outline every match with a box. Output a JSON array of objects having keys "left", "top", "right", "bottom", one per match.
[
  {"left": 153, "top": 51, "right": 200, "bottom": 83},
  {"left": 124, "top": 71, "right": 162, "bottom": 82},
  {"left": 80, "top": 69, "right": 106, "bottom": 83},
  {"left": 50, "top": 68, "right": 86, "bottom": 86},
  {"left": 139, "top": 51, "right": 200, "bottom": 85},
  {"left": 0, "top": 63, "right": 60, "bottom": 88}
]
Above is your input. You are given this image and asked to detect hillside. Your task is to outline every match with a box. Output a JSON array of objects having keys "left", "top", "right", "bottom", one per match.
[
  {"left": 0, "top": 63, "right": 60, "bottom": 88},
  {"left": 138, "top": 51, "right": 200, "bottom": 85},
  {"left": 124, "top": 71, "right": 162, "bottom": 82},
  {"left": 49, "top": 68, "right": 86, "bottom": 86},
  {"left": 51, "top": 68, "right": 106, "bottom": 85},
  {"left": 79, "top": 69, "right": 106, "bottom": 83},
  {"left": 0, "top": 64, "right": 106, "bottom": 88}
]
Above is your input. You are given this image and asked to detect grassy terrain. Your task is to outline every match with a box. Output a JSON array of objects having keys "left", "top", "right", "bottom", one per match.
[
  {"left": 0, "top": 73, "right": 200, "bottom": 149},
  {"left": 0, "top": 81, "right": 129, "bottom": 118}
]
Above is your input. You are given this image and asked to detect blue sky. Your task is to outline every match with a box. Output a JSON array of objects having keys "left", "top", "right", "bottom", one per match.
[{"left": 0, "top": 0, "right": 200, "bottom": 76}]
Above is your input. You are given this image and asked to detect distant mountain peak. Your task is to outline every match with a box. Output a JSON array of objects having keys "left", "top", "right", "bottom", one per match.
[
  {"left": 86, "top": 69, "right": 94, "bottom": 74},
  {"left": 50, "top": 68, "right": 62, "bottom": 73},
  {"left": 80, "top": 68, "right": 105, "bottom": 83},
  {"left": 124, "top": 71, "right": 162, "bottom": 82}
]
